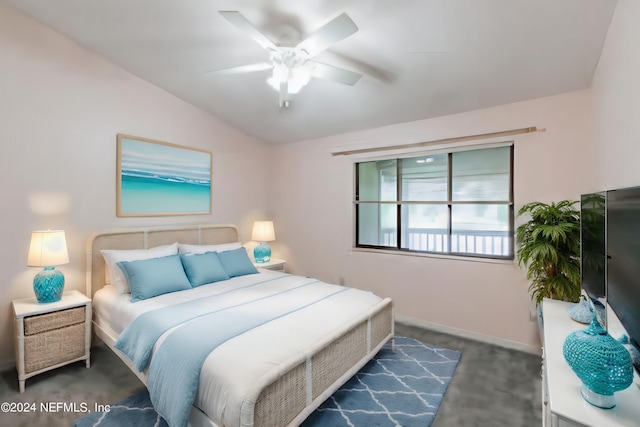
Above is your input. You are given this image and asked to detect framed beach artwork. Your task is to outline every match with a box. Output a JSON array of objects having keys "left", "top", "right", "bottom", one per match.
[{"left": 116, "top": 134, "right": 212, "bottom": 217}]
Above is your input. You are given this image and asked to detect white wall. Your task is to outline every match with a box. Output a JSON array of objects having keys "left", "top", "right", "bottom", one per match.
[
  {"left": 271, "top": 89, "right": 595, "bottom": 353},
  {"left": 590, "top": 0, "right": 640, "bottom": 350},
  {"left": 591, "top": 0, "right": 640, "bottom": 191},
  {"left": 0, "top": 5, "right": 271, "bottom": 366}
]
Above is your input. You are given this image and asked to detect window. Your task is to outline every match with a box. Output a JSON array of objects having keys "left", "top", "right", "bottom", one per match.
[{"left": 355, "top": 145, "right": 513, "bottom": 259}]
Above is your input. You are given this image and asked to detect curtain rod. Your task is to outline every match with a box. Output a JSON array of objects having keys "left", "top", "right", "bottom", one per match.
[{"left": 331, "top": 126, "right": 542, "bottom": 156}]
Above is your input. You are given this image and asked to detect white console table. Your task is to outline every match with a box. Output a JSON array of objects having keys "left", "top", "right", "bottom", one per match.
[{"left": 541, "top": 299, "right": 640, "bottom": 427}]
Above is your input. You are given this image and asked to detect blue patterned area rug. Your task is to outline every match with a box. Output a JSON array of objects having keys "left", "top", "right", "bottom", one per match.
[{"left": 74, "top": 336, "right": 461, "bottom": 427}]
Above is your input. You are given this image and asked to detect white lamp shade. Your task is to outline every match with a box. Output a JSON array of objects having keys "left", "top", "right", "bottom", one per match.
[
  {"left": 27, "top": 230, "right": 69, "bottom": 267},
  {"left": 252, "top": 221, "right": 276, "bottom": 242}
]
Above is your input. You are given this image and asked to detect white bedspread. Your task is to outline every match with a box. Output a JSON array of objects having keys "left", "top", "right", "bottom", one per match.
[{"left": 93, "top": 270, "right": 386, "bottom": 427}]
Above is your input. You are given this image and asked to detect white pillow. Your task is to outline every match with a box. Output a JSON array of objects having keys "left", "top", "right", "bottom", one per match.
[
  {"left": 178, "top": 242, "right": 241, "bottom": 255},
  {"left": 101, "top": 242, "right": 179, "bottom": 294}
]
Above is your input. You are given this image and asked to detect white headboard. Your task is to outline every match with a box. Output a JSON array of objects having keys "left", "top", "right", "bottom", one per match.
[{"left": 85, "top": 223, "right": 239, "bottom": 299}]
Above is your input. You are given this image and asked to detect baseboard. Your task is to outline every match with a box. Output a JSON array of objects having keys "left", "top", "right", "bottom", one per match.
[{"left": 395, "top": 315, "right": 541, "bottom": 355}]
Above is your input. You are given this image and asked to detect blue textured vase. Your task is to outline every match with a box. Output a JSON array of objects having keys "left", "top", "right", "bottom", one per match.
[
  {"left": 563, "top": 313, "right": 633, "bottom": 408},
  {"left": 253, "top": 242, "right": 271, "bottom": 263},
  {"left": 33, "top": 267, "right": 65, "bottom": 303},
  {"left": 567, "top": 297, "right": 594, "bottom": 324}
]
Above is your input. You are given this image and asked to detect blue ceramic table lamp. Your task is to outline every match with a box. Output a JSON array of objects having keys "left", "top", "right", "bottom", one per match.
[
  {"left": 563, "top": 311, "right": 633, "bottom": 408},
  {"left": 252, "top": 221, "right": 275, "bottom": 263},
  {"left": 27, "top": 230, "right": 69, "bottom": 303}
]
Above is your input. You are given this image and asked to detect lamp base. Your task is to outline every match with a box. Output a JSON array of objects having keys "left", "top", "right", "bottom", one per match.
[
  {"left": 34, "top": 267, "right": 65, "bottom": 303},
  {"left": 581, "top": 384, "right": 616, "bottom": 409},
  {"left": 254, "top": 242, "right": 271, "bottom": 263}
]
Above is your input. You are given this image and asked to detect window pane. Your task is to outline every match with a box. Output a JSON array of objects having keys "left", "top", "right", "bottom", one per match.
[
  {"left": 451, "top": 204, "right": 511, "bottom": 256},
  {"left": 401, "top": 204, "right": 449, "bottom": 252},
  {"left": 355, "top": 145, "right": 514, "bottom": 259},
  {"left": 358, "top": 203, "right": 397, "bottom": 247},
  {"left": 452, "top": 147, "right": 510, "bottom": 201},
  {"left": 401, "top": 154, "right": 448, "bottom": 201},
  {"left": 357, "top": 160, "right": 396, "bottom": 202}
]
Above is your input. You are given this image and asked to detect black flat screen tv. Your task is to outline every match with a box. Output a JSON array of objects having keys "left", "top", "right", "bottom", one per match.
[
  {"left": 580, "top": 192, "right": 607, "bottom": 301},
  {"left": 606, "top": 186, "right": 640, "bottom": 373}
]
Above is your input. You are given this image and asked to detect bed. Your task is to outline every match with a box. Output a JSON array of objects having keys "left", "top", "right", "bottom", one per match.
[{"left": 86, "top": 223, "right": 394, "bottom": 427}]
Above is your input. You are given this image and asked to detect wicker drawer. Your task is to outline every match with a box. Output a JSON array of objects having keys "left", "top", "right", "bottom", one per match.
[
  {"left": 24, "top": 322, "right": 85, "bottom": 374},
  {"left": 24, "top": 306, "right": 85, "bottom": 336}
]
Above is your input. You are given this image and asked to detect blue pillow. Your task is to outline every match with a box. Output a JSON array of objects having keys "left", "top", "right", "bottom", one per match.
[
  {"left": 180, "top": 252, "right": 230, "bottom": 287},
  {"left": 217, "top": 248, "right": 259, "bottom": 278},
  {"left": 117, "top": 254, "right": 191, "bottom": 302}
]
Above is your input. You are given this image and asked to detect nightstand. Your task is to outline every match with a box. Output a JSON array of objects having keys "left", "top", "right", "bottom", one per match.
[
  {"left": 253, "top": 258, "right": 286, "bottom": 272},
  {"left": 12, "top": 289, "right": 91, "bottom": 393}
]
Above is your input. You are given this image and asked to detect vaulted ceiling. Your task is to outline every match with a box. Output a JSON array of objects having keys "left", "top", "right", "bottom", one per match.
[{"left": 4, "top": 0, "right": 618, "bottom": 143}]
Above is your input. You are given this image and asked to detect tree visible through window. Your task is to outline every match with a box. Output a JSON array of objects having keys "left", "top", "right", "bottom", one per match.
[{"left": 355, "top": 145, "right": 513, "bottom": 259}]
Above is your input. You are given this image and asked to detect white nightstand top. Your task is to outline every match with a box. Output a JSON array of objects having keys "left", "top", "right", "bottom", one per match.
[
  {"left": 253, "top": 258, "right": 286, "bottom": 268},
  {"left": 12, "top": 290, "right": 90, "bottom": 318}
]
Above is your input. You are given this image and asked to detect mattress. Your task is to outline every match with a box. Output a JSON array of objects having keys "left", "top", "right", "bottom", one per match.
[{"left": 93, "top": 269, "right": 393, "bottom": 427}]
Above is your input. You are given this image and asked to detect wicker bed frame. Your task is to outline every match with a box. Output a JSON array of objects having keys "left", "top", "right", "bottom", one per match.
[{"left": 86, "top": 223, "right": 394, "bottom": 427}]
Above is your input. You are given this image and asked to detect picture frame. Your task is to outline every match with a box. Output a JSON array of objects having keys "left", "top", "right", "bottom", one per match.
[{"left": 116, "top": 134, "right": 212, "bottom": 217}]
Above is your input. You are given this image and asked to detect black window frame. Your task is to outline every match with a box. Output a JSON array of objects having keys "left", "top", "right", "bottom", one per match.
[{"left": 354, "top": 144, "right": 514, "bottom": 260}]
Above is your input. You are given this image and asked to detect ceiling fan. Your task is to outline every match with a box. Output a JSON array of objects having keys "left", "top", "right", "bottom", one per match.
[{"left": 211, "top": 11, "right": 364, "bottom": 108}]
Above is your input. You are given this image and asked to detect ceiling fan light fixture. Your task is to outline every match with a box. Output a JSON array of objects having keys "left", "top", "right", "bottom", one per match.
[
  {"left": 288, "top": 65, "right": 312, "bottom": 94},
  {"left": 266, "top": 63, "right": 312, "bottom": 95},
  {"left": 216, "top": 11, "right": 363, "bottom": 107},
  {"left": 274, "top": 63, "right": 289, "bottom": 81}
]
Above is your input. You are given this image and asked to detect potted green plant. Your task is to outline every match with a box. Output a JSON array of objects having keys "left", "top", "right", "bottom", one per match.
[{"left": 516, "top": 200, "right": 581, "bottom": 304}]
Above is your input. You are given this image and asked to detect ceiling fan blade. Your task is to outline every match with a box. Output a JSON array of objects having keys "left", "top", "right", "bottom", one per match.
[
  {"left": 219, "top": 11, "right": 277, "bottom": 51},
  {"left": 205, "top": 62, "right": 273, "bottom": 75},
  {"left": 310, "top": 61, "right": 362, "bottom": 86},
  {"left": 316, "top": 50, "right": 392, "bottom": 84},
  {"left": 296, "top": 13, "right": 358, "bottom": 57}
]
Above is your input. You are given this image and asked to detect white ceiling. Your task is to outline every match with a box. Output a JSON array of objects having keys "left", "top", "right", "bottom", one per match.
[{"left": 4, "top": 0, "right": 617, "bottom": 144}]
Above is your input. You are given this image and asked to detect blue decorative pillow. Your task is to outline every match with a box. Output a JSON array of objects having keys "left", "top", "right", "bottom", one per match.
[
  {"left": 217, "top": 248, "right": 259, "bottom": 278},
  {"left": 180, "top": 252, "right": 230, "bottom": 287},
  {"left": 117, "top": 254, "right": 192, "bottom": 302}
]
